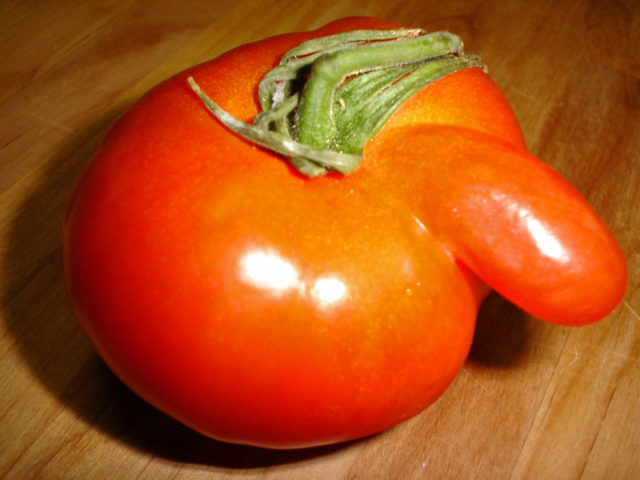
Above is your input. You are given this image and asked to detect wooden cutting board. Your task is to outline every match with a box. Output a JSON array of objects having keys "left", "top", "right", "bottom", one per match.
[{"left": 1, "top": 0, "right": 638, "bottom": 478}]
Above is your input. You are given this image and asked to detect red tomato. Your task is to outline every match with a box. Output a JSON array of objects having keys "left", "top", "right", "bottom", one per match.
[{"left": 63, "top": 17, "right": 626, "bottom": 448}]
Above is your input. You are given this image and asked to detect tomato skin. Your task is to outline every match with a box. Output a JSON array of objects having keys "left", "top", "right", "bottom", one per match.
[{"left": 63, "top": 17, "right": 626, "bottom": 448}]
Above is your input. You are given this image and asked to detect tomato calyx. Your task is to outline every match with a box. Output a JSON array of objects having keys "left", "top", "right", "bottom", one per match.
[{"left": 189, "top": 29, "right": 485, "bottom": 177}]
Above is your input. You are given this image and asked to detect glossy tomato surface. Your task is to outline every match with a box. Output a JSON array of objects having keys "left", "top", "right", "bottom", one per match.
[{"left": 63, "top": 17, "right": 626, "bottom": 448}]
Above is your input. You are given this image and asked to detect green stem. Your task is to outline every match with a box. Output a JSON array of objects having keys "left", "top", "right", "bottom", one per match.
[
  {"left": 297, "top": 31, "right": 463, "bottom": 150},
  {"left": 188, "top": 77, "right": 362, "bottom": 177},
  {"left": 188, "top": 28, "right": 486, "bottom": 177}
]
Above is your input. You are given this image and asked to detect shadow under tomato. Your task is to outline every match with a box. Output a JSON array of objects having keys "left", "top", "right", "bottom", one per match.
[{"left": 468, "top": 291, "right": 528, "bottom": 368}]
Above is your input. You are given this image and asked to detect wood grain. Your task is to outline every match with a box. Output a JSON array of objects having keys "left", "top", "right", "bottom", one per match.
[{"left": 1, "top": 0, "right": 638, "bottom": 478}]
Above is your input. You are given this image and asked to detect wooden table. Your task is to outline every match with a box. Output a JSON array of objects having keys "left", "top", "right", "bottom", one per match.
[{"left": 1, "top": 0, "right": 638, "bottom": 478}]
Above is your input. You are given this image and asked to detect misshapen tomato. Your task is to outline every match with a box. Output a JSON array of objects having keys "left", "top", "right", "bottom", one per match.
[{"left": 63, "top": 17, "right": 627, "bottom": 449}]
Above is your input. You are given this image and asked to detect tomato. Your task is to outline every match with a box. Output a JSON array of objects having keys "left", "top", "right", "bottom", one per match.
[{"left": 62, "top": 17, "right": 626, "bottom": 449}]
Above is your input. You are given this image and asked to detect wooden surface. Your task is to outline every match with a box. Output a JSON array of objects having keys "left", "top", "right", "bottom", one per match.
[{"left": 1, "top": 0, "right": 639, "bottom": 478}]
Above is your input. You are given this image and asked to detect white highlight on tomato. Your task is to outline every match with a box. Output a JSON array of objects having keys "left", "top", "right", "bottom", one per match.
[
  {"left": 240, "top": 250, "right": 348, "bottom": 306},
  {"left": 520, "top": 209, "right": 568, "bottom": 262},
  {"left": 311, "top": 277, "right": 347, "bottom": 306},
  {"left": 241, "top": 250, "right": 300, "bottom": 292}
]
